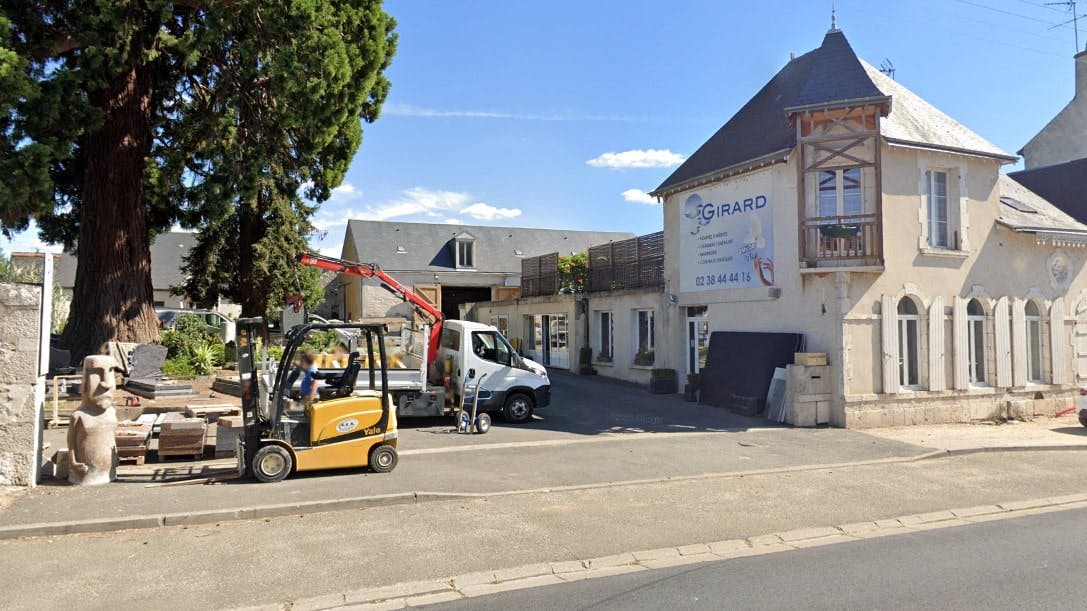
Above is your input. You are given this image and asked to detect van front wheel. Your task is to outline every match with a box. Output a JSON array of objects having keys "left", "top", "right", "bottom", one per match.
[{"left": 503, "top": 393, "right": 534, "bottom": 423}]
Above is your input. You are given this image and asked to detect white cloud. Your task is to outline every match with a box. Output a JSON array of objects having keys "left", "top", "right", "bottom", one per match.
[
  {"left": 587, "top": 149, "right": 685, "bottom": 169},
  {"left": 330, "top": 182, "right": 361, "bottom": 201},
  {"left": 622, "top": 189, "right": 658, "bottom": 205},
  {"left": 318, "top": 245, "right": 342, "bottom": 258},
  {"left": 460, "top": 202, "right": 522, "bottom": 221},
  {"left": 442, "top": 218, "right": 466, "bottom": 225}
]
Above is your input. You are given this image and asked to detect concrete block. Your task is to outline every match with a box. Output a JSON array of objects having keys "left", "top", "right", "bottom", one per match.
[
  {"left": 290, "top": 593, "right": 345, "bottom": 611},
  {"left": 949, "top": 505, "right": 1004, "bottom": 519},
  {"left": 585, "top": 552, "right": 636, "bottom": 568},
  {"left": 838, "top": 521, "right": 880, "bottom": 536},
  {"left": 342, "top": 581, "right": 451, "bottom": 605},
  {"left": 788, "top": 534, "right": 857, "bottom": 549},
  {"left": 549, "top": 560, "right": 587, "bottom": 574},
  {"left": 450, "top": 571, "right": 495, "bottom": 588},
  {"left": 999, "top": 498, "right": 1055, "bottom": 512},
  {"left": 556, "top": 565, "right": 646, "bottom": 582},
  {"left": 748, "top": 533, "right": 784, "bottom": 546},
  {"left": 639, "top": 553, "right": 718, "bottom": 570},
  {"left": 402, "top": 591, "right": 464, "bottom": 606},
  {"left": 459, "top": 575, "right": 562, "bottom": 597},
  {"left": 707, "top": 539, "right": 753, "bottom": 556},
  {"left": 493, "top": 563, "right": 552, "bottom": 583},
  {"left": 632, "top": 547, "right": 680, "bottom": 562},
  {"left": 776, "top": 526, "right": 842, "bottom": 542},
  {"left": 676, "top": 543, "right": 711, "bottom": 556}
]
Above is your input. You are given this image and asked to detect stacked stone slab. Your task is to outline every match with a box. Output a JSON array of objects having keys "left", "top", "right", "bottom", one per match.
[
  {"left": 157, "top": 413, "right": 206, "bottom": 460},
  {"left": 0, "top": 283, "right": 43, "bottom": 486}
]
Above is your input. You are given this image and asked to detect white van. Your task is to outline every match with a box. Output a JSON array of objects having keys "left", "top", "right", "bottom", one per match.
[{"left": 435, "top": 320, "right": 551, "bottom": 423}]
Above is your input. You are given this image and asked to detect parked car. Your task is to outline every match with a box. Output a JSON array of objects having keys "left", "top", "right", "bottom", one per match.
[{"left": 156, "top": 308, "right": 237, "bottom": 344}]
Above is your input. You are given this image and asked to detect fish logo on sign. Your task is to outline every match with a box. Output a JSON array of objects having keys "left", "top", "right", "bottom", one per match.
[
  {"left": 336, "top": 419, "right": 358, "bottom": 434},
  {"left": 684, "top": 194, "right": 710, "bottom": 235}
]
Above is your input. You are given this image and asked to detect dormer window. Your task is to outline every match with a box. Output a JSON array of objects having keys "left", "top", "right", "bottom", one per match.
[{"left": 454, "top": 231, "right": 476, "bottom": 269}]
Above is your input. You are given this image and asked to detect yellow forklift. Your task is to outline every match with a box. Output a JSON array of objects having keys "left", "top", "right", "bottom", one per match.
[{"left": 235, "top": 317, "right": 399, "bottom": 483}]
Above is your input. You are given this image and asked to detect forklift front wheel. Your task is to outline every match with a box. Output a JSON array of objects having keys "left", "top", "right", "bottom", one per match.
[
  {"left": 369, "top": 444, "right": 398, "bottom": 473},
  {"left": 252, "top": 445, "right": 293, "bottom": 483},
  {"left": 475, "top": 412, "right": 491, "bottom": 434}
]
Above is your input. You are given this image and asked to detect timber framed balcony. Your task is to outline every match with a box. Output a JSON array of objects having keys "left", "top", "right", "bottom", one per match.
[{"left": 801, "top": 214, "right": 882, "bottom": 266}]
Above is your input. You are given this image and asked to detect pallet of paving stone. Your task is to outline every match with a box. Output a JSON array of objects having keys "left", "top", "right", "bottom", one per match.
[
  {"left": 157, "top": 417, "right": 207, "bottom": 459},
  {"left": 114, "top": 423, "right": 152, "bottom": 465},
  {"left": 125, "top": 378, "right": 196, "bottom": 399},
  {"left": 117, "top": 448, "right": 147, "bottom": 465},
  {"left": 184, "top": 403, "right": 241, "bottom": 423}
]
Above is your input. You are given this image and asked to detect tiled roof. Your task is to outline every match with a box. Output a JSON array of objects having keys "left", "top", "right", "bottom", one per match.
[
  {"left": 344, "top": 220, "right": 633, "bottom": 273},
  {"left": 997, "top": 174, "right": 1087, "bottom": 235},
  {"left": 655, "top": 29, "right": 1014, "bottom": 195},
  {"left": 1008, "top": 158, "right": 1087, "bottom": 225}
]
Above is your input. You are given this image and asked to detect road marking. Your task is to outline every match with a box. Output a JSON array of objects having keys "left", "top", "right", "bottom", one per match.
[{"left": 277, "top": 493, "right": 1087, "bottom": 610}]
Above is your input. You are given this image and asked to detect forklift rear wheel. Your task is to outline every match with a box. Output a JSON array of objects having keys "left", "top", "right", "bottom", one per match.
[
  {"left": 252, "top": 445, "right": 293, "bottom": 483},
  {"left": 503, "top": 393, "right": 534, "bottom": 423},
  {"left": 475, "top": 412, "right": 492, "bottom": 434},
  {"left": 1079, "top": 410, "right": 1087, "bottom": 428},
  {"left": 369, "top": 444, "right": 398, "bottom": 473}
]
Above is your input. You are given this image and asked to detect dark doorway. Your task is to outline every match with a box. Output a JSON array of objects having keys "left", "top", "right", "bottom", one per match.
[{"left": 440, "top": 286, "right": 492, "bottom": 320}]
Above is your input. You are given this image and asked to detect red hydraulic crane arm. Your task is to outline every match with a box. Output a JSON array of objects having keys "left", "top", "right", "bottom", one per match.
[{"left": 297, "top": 252, "right": 445, "bottom": 364}]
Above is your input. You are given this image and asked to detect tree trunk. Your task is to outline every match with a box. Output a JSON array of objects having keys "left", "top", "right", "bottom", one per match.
[
  {"left": 61, "top": 63, "right": 160, "bottom": 363},
  {"left": 237, "top": 196, "right": 267, "bottom": 318}
]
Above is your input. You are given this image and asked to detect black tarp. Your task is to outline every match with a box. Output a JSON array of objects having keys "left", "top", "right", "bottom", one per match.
[{"left": 700, "top": 331, "right": 804, "bottom": 416}]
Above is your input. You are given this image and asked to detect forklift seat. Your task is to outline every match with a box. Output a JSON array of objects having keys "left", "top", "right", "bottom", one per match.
[{"left": 319, "top": 352, "right": 362, "bottom": 401}]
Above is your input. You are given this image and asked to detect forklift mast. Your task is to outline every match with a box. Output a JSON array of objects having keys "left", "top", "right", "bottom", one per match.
[{"left": 296, "top": 251, "right": 445, "bottom": 365}]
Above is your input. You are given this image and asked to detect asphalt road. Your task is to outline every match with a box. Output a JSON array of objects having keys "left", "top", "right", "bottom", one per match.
[{"left": 426, "top": 506, "right": 1087, "bottom": 611}]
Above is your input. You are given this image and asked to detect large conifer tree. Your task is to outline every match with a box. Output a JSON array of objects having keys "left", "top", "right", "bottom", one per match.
[{"left": 0, "top": 1, "right": 395, "bottom": 359}]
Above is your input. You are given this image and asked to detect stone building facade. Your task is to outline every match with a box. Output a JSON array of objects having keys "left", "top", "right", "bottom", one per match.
[{"left": 0, "top": 282, "right": 45, "bottom": 485}]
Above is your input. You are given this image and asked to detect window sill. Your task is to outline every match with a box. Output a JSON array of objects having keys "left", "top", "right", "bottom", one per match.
[
  {"left": 630, "top": 364, "right": 656, "bottom": 370},
  {"left": 593, "top": 360, "right": 614, "bottom": 367},
  {"left": 918, "top": 247, "right": 969, "bottom": 259}
]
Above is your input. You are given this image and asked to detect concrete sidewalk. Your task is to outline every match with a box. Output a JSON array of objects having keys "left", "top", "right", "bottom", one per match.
[
  {"left": 862, "top": 412, "right": 1087, "bottom": 452},
  {"left": 3, "top": 450, "right": 1086, "bottom": 610},
  {"left": 0, "top": 425, "right": 927, "bottom": 537}
]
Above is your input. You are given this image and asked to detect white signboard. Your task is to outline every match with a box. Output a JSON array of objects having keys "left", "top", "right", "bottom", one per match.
[{"left": 679, "top": 170, "right": 774, "bottom": 293}]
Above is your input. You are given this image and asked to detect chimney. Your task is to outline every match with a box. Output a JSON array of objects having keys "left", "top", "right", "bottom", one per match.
[{"left": 1077, "top": 50, "right": 1087, "bottom": 98}]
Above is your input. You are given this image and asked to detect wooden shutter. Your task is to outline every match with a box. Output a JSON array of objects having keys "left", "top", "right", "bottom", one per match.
[
  {"left": 928, "top": 296, "right": 946, "bottom": 391},
  {"left": 1011, "top": 299, "right": 1028, "bottom": 387},
  {"left": 1051, "top": 297, "right": 1069, "bottom": 385},
  {"left": 953, "top": 297, "right": 969, "bottom": 390},
  {"left": 994, "top": 297, "right": 1012, "bottom": 388},
  {"left": 881, "top": 294, "right": 899, "bottom": 394}
]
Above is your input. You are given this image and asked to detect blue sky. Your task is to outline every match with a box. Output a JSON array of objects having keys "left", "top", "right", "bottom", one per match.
[{"left": 6, "top": 0, "right": 1084, "bottom": 256}]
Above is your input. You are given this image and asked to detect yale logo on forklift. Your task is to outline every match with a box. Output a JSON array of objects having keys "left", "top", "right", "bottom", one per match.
[{"left": 336, "top": 419, "right": 359, "bottom": 433}]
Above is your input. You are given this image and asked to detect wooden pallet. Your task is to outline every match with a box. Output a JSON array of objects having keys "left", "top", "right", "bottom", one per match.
[{"left": 118, "top": 453, "right": 146, "bottom": 466}]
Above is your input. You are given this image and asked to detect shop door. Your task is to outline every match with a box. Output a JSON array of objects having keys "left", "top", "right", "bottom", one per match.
[
  {"left": 548, "top": 314, "right": 569, "bottom": 369},
  {"left": 687, "top": 310, "right": 710, "bottom": 376}
]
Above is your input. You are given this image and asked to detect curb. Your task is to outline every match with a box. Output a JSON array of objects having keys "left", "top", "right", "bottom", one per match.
[
  {"left": 3, "top": 444, "right": 1085, "bottom": 540},
  {"left": 265, "top": 492, "right": 1087, "bottom": 610}
]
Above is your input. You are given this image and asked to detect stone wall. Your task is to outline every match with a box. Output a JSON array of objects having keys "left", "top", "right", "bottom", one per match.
[
  {"left": 0, "top": 282, "right": 43, "bottom": 485},
  {"left": 842, "top": 387, "right": 1074, "bottom": 429}
]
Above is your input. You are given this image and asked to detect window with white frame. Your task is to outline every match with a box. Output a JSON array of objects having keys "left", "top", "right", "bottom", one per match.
[
  {"left": 926, "top": 170, "right": 951, "bottom": 248},
  {"left": 1025, "top": 301, "right": 1044, "bottom": 383},
  {"left": 597, "top": 311, "right": 613, "bottom": 362},
  {"left": 818, "top": 167, "right": 863, "bottom": 220},
  {"left": 456, "top": 240, "right": 475, "bottom": 268},
  {"left": 898, "top": 298, "right": 921, "bottom": 389},
  {"left": 488, "top": 314, "right": 508, "bottom": 338},
  {"left": 967, "top": 299, "right": 987, "bottom": 384},
  {"left": 634, "top": 309, "right": 655, "bottom": 365}
]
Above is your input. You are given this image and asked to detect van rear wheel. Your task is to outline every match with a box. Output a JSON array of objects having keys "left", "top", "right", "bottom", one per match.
[{"left": 503, "top": 393, "right": 534, "bottom": 423}]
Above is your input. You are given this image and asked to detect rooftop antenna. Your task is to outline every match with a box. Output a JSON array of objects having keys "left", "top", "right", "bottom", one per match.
[
  {"left": 1047, "top": 0, "right": 1085, "bottom": 52},
  {"left": 879, "top": 58, "right": 896, "bottom": 80},
  {"left": 830, "top": 1, "right": 839, "bottom": 32}
]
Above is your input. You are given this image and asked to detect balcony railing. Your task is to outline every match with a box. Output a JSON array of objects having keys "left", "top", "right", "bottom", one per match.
[{"left": 801, "top": 214, "right": 882, "bottom": 267}]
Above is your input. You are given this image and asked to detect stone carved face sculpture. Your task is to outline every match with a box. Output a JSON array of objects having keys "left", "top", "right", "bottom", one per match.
[{"left": 82, "top": 355, "right": 117, "bottom": 410}]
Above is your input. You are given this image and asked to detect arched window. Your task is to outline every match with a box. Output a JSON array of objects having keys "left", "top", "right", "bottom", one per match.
[
  {"left": 967, "top": 299, "right": 987, "bottom": 384},
  {"left": 1025, "top": 301, "right": 1043, "bottom": 383},
  {"left": 898, "top": 298, "right": 921, "bottom": 388}
]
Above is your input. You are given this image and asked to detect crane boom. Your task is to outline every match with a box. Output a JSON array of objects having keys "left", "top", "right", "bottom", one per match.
[{"left": 297, "top": 252, "right": 444, "bottom": 364}]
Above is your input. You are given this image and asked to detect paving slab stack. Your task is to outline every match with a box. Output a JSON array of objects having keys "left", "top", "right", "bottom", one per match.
[
  {"left": 215, "top": 415, "right": 243, "bottom": 458},
  {"left": 157, "top": 413, "right": 207, "bottom": 460}
]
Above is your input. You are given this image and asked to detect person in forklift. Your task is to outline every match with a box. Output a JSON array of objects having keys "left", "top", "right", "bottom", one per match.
[{"left": 300, "top": 352, "right": 320, "bottom": 407}]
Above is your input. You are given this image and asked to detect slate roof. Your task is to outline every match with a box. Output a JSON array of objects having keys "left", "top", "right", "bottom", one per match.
[
  {"left": 1008, "top": 158, "right": 1087, "bottom": 225},
  {"left": 996, "top": 174, "right": 1087, "bottom": 235},
  {"left": 53, "top": 231, "right": 197, "bottom": 290},
  {"left": 344, "top": 220, "right": 634, "bottom": 274},
  {"left": 654, "top": 29, "right": 1014, "bottom": 196}
]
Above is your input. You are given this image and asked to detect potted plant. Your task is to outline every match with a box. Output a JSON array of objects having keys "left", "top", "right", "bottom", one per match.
[
  {"left": 684, "top": 373, "right": 701, "bottom": 402},
  {"left": 634, "top": 349, "right": 655, "bottom": 367},
  {"left": 649, "top": 368, "right": 678, "bottom": 394},
  {"left": 578, "top": 345, "right": 595, "bottom": 375}
]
